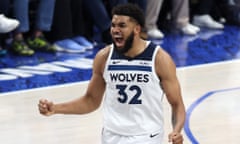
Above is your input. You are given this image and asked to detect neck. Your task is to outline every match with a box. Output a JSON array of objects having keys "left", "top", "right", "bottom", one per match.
[{"left": 124, "top": 38, "right": 146, "bottom": 58}]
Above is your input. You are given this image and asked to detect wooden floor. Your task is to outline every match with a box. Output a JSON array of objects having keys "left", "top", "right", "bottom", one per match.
[{"left": 0, "top": 60, "right": 240, "bottom": 144}]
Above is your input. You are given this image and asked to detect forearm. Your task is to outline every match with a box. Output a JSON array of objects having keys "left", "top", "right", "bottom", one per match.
[
  {"left": 171, "top": 104, "right": 186, "bottom": 132},
  {"left": 54, "top": 96, "right": 99, "bottom": 115}
]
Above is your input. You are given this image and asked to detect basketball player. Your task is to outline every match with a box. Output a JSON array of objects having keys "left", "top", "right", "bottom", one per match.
[{"left": 38, "top": 3, "right": 186, "bottom": 144}]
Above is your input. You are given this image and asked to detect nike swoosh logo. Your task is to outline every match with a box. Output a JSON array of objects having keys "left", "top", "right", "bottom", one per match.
[
  {"left": 112, "top": 61, "right": 121, "bottom": 64},
  {"left": 150, "top": 133, "right": 159, "bottom": 138}
]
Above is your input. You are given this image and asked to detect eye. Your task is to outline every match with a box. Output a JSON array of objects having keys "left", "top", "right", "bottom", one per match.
[
  {"left": 119, "top": 23, "right": 126, "bottom": 28},
  {"left": 111, "top": 23, "right": 116, "bottom": 28}
]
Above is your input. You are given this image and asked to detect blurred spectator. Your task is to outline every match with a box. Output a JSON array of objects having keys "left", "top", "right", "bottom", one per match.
[
  {"left": 213, "top": 0, "right": 240, "bottom": 26},
  {"left": 11, "top": 0, "right": 56, "bottom": 56},
  {"left": 0, "top": 14, "right": 19, "bottom": 33},
  {"left": 128, "top": 0, "right": 147, "bottom": 13},
  {"left": 145, "top": 0, "right": 164, "bottom": 39},
  {"left": 47, "top": 0, "right": 86, "bottom": 42},
  {"left": 236, "top": 0, "right": 240, "bottom": 5},
  {"left": 191, "top": 0, "right": 224, "bottom": 29},
  {"left": 83, "top": 0, "right": 127, "bottom": 44},
  {"left": 146, "top": 0, "right": 200, "bottom": 39},
  {"left": 0, "top": 0, "right": 19, "bottom": 56}
]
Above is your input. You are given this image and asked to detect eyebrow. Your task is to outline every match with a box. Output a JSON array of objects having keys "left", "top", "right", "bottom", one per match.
[{"left": 111, "top": 21, "right": 126, "bottom": 25}]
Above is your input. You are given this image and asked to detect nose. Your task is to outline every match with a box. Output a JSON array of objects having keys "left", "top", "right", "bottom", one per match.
[{"left": 111, "top": 27, "right": 120, "bottom": 34}]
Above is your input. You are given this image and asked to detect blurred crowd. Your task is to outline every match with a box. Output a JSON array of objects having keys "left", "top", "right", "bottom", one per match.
[{"left": 0, "top": 0, "right": 240, "bottom": 56}]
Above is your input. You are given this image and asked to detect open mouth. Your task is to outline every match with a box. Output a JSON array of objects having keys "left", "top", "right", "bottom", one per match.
[{"left": 113, "top": 36, "right": 124, "bottom": 47}]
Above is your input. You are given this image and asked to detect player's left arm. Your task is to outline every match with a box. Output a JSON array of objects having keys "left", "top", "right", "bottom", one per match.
[{"left": 155, "top": 48, "right": 186, "bottom": 141}]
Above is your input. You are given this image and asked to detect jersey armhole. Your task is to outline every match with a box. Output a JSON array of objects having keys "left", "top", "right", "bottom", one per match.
[
  {"left": 103, "top": 44, "right": 114, "bottom": 80},
  {"left": 152, "top": 45, "right": 161, "bottom": 83}
]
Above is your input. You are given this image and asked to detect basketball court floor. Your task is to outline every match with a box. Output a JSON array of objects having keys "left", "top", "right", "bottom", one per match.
[{"left": 0, "top": 25, "right": 240, "bottom": 144}]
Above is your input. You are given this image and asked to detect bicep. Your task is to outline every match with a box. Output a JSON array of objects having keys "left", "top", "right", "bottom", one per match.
[
  {"left": 84, "top": 48, "right": 108, "bottom": 108},
  {"left": 156, "top": 50, "right": 182, "bottom": 105},
  {"left": 85, "top": 71, "right": 106, "bottom": 107},
  {"left": 161, "top": 75, "right": 182, "bottom": 105}
]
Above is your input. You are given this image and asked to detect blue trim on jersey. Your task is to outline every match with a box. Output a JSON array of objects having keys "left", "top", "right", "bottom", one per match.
[
  {"left": 108, "top": 65, "right": 152, "bottom": 72},
  {"left": 111, "top": 42, "right": 157, "bottom": 61}
]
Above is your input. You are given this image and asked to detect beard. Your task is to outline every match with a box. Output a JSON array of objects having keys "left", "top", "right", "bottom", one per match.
[{"left": 113, "top": 32, "right": 134, "bottom": 54}]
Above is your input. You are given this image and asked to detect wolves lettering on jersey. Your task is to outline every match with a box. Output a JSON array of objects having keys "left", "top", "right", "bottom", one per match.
[
  {"left": 109, "top": 72, "right": 149, "bottom": 83},
  {"left": 107, "top": 42, "right": 157, "bottom": 83},
  {"left": 108, "top": 63, "right": 151, "bottom": 83}
]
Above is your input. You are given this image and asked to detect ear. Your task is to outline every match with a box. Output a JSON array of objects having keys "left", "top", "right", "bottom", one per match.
[{"left": 134, "top": 25, "right": 142, "bottom": 35}]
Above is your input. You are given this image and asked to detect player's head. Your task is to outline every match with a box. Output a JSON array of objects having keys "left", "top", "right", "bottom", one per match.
[
  {"left": 112, "top": 3, "right": 145, "bottom": 28},
  {"left": 111, "top": 3, "right": 145, "bottom": 54}
]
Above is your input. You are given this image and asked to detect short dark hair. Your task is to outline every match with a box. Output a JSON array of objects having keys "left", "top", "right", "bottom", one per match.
[{"left": 111, "top": 3, "right": 145, "bottom": 28}]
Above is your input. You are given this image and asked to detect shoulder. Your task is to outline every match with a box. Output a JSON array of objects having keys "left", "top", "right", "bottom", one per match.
[
  {"left": 94, "top": 45, "right": 111, "bottom": 62},
  {"left": 155, "top": 47, "right": 173, "bottom": 63},
  {"left": 93, "top": 45, "right": 112, "bottom": 73},
  {"left": 155, "top": 47, "right": 176, "bottom": 77}
]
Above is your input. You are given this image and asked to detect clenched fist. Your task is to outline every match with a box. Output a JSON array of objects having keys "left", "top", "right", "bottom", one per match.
[
  {"left": 38, "top": 99, "right": 55, "bottom": 116},
  {"left": 168, "top": 131, "right": 183, "bottom": 144}
]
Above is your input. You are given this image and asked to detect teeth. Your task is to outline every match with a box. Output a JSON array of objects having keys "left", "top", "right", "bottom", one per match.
[{"left": 114, "top": 35, "right": 122, "bottom": 38}]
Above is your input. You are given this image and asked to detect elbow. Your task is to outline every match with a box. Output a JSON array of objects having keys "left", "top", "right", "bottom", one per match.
[{"left": 86, "top": 96, "right": 102, "bottom": 113}]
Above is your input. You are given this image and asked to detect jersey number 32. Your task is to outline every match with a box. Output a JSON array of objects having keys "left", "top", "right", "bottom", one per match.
[{"left": 116, "top": 84, "right": 142, "bottom": 104}]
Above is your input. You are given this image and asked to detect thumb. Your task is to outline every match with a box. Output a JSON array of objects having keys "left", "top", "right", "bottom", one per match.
[{"left": 45, "top": 101, "right": 55, "bottom": 116}]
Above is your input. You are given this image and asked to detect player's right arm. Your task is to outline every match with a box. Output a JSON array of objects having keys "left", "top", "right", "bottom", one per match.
[{"left": 38, "top": 46, "right": 111, "bottom": 116}]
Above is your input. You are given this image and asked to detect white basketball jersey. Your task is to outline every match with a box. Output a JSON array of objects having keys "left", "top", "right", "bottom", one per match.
[{"left": 103, "top": 41, "right": 165, "bottom": 136}]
